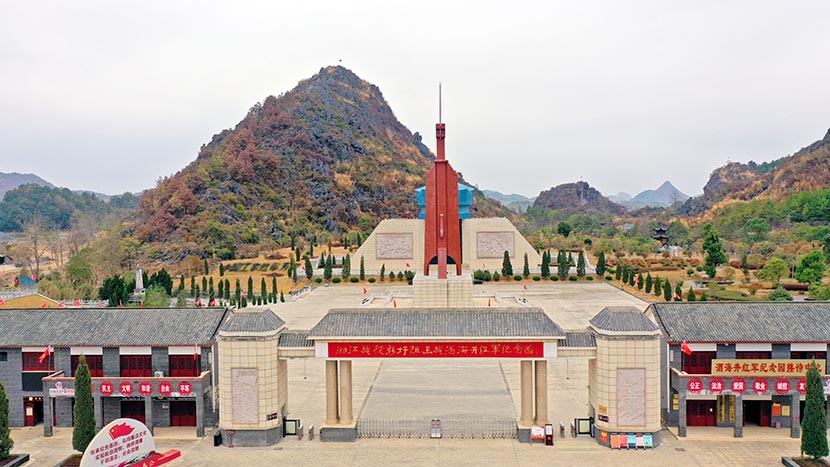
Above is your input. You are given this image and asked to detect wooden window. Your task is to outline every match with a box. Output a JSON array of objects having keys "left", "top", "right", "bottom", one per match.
[
  {"left": 168, "top": 355, "right": 201, "bottom": 377},
  {"left": 71, "top": 355, "right": 103, "bottom": 377},
  {"left": 120, "top": 355, "right": 152, "bottom": 377},
  {"left": 22, "top": 352, "right": 54, "bottom": 372}
]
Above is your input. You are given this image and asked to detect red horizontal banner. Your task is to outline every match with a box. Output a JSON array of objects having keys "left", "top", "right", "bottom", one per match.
[{"left": 328, "top": 341, "right": 544, "bottom": 358}]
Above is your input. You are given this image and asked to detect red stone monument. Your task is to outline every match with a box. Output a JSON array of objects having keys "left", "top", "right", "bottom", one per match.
[{"left": 423, "top": 107, "right": 462, "bottom": 278}]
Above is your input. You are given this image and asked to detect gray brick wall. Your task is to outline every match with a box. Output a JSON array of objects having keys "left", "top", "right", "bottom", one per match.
[
  {"left": 0, "top": 348, "right": 24, "bottom": 426},
  {"left": 55, "top": 397, "right": 73, "bottom": 427},
  {"left": 102, "top": 397, "right": 120, "bottom": 425},
  {"left": 103, "top": 347, "right": 120, "bottom": 377},
  {"left": 153, "top": 399, "right": 170, "bottom": 427},
  {"left": 772, "top": 344, "right": 790, "bottom": 359},
  {"left": 717, "top": 344, "right": 736, "bottom": 359},
  {"left": 152, "top": 347, "right": 169, "bottom": 376},
  {"left": 55, "top": 348, "right": 71, "bottom": 376}
]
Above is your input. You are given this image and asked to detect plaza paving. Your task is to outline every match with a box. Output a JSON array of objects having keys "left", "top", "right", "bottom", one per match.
[{"left": 9, "top": 283, "right": 817, "bottom": 465}]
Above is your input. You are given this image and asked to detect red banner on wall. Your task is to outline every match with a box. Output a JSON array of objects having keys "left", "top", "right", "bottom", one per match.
[{"left": 328, "top": 341, "right": 545, "bottom": 358}]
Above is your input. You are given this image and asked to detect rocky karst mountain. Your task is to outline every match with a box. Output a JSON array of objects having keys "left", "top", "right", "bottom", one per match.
[
  {"left": 680, "top": 128, "right": 830, "bottom": 216},
  {"left": 532, "top": 181, "right": 625, "bottom": 215},
  {"left": 625, "top": 181, "right": 689, "bottom": 209},
  {"left": 132, "top": 66, "right": 511, "bottom": 260}
]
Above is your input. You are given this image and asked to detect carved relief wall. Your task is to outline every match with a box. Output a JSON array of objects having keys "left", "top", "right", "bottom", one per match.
[
  {"left": 232, "top": 368, "right": 259, "bottom": 424},
  {"left": 375, "top": 233, "right": 413, "bottom": 259},
  {"left": 616, "top": 368, "right": 646, "bottom": 426},
  {"left": 476, "top": 232, "right": 515, "bottom": 258}
]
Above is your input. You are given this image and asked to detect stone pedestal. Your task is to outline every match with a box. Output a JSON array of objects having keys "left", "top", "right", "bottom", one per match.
[{"left": 412, "top": 273, "right": 473, "bottom": 307}]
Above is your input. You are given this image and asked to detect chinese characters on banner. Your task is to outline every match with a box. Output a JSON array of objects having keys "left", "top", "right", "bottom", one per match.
[
  {"left": 327, "top": 341, "right": 545, "bottom": 358},
  {"left": 711, "top": 359, "right": 823, "bottom": 376}
]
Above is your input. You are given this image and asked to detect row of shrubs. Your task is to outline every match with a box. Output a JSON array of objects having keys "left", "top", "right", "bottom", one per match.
[
  {"left": 472, "top": 270, "right": 597, "bottom": 285},
  {"left": 224, "top": 262, "right": 280, "bottom": 272}
]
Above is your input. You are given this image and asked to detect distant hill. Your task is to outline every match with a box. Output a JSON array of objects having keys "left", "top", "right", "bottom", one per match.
[
  {"left": 132, "top": 66, "right": 512, "bottom": 261},
  {"left": 533, "top": 181, "right": 625, "bottom": 215},
  {"left": 0, "top": 172, "right": 53, "bottom": 197},
  {"left": 608, "top": 192, "right": 632, "bottom": 204},
  {"left": 481, "top": 190, "right": 536, "bottom": 213},
  {"left": 680, "top": 128, "right": 830, "bottom": 216},
  {"left": 623, "top": 181, "right": 689, "bottom": 209}
]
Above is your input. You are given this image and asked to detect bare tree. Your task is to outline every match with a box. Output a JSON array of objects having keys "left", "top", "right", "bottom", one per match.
[{"left": 17, "top": 215, "right": 55, "bottom": 280}]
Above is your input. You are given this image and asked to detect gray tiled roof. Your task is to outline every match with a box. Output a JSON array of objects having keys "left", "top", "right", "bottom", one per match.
[
  {"left": 278, "top": 331, "right": 312, "bottom": 348},
  {"left": 221, "top": 309, "right": 285, "bottom": 333},
  {"left": 650, "top": 302, "right": 830, "bottom": 343},
  {"left": 563, "top": 331, "right": 596, "bottom": 348},
  {"left": 0, "top": 307, "right": 229, "bottom": 346},
  {"left": 589, "top": 306, "right": 658, "bottom": 333},
  {"left": 308, "top": 308, "right": 565, "bottom": 339}
]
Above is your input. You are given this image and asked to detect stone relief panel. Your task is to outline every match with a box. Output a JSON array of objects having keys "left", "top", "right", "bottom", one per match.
[
  {"left": 617, "top": 368, "right": 646, "bottom": 426},
  {"left": 232, "top": 368, "right": 259, "bottom": 424},
  {"left": 476, "top": 232, "right": 515, "bottom": 258},
  {"left": 375, "top": 233, "right": 413, "bottom": 259}
]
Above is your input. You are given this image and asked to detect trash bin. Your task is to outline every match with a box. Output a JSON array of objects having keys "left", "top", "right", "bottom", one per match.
[{"left": 214, "top": 431, "right": 222, "bottom": 446}]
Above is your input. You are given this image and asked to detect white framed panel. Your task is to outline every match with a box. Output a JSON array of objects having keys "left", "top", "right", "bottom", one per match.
[
  {"left": 169, "top": 346, "right": 201, "bottom": 355},
  {"left": 119, "top": 346, "right": 152, "bottom": 355},
  {"left": 688, "top": 343, "right": 716, "bottom": 352},
  {"left": 544, "top": 342, "right": 558, "bottom": 358},
  {"left": 71, "top": 346, "right": 103, "bottom": 355},
  {"left": 315, "top": 341, "right": 329, "bottom": 358},
  {"left": 791, "top": 343, "right": 828, "bottom": 352},
  {"left": 22, "top": 346, "right": 49, "bottom": 353},
  {"left": 735, "top": 343, "right": 772, "bottom": 352}
]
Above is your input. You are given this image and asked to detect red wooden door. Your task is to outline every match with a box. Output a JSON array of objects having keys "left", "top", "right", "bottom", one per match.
[
  {"left": 170, "top": 401, "right": 196, "bottom": 427},
  {"left": 24, "top": 401, "right": 35, "bottom": 426},
  {"left": 759, "top": 402, "right": 771, "bottom": 427},
  {"left": 121, "top": 401, "right": 146, "bottom": 424}
]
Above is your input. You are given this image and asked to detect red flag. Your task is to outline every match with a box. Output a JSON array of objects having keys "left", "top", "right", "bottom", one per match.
[
  {"left": 674, "top": 293, "right": 681, "bottom": 300},
  {"left": 38, "top": 346, "right": 51, "bottom": 364},
  {"left": 73, "top": 300, "right": 80, "bottom": 306},
  {"left": 488, "top": 298, "right": 491, "bottom": 307},
  {"left": 193, "top": 344, "right": 199, "bottom": 360},
  {"left": 523, "top": 285, "right": 528, "bottom": 290},
  {"left": 58, "top": 302, "right": 64, "bottom": 308},
  {"left": 681, "top": 341, "right": 693, "bottom": 355},
  {"left": 13, "top": 277, "right": 19, "bottom": 286},
  {"left": 363, "top": 288, "right": 367, "bottom": 294},
  {"left": 41, "top": 303, "right": 47, "bottom": 308},
  {"left": 140, "top": 302, "right": 144, "bottom": 308},
  {"left": 195, "top": 299, "right": 201, "bottom": 307},
  {"left": 406, "top": 263, "right": 411, "bottom": 268},
  {"left": 393, "top": 299, "right": 397, "bottom": 308},
  {"left": 209, "top": 298, "right": 216, "bottom": 306},
  {"left": 97, "top": 301, "right": 102, "bottom": 308},
  {"left": 635, "top": 276, "right": 640, "bottom": 284},
  {"left": 0, "top": 299, "right": 4, "bottom": 306}
]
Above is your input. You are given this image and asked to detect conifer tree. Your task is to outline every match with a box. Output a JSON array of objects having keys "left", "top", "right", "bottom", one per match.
[
  {"left": 292, "top": 267, "right": 298, "bottom": 283},
  {"left": 523, "top": 253, "right": 530, "bottom": 278},
  {"left": 342, "top": 254, "right": 351, "bottom": 278},
  {"left": 295, "top": 247, "right": 301, "bottom": 262},
  {"left": 218, "top": 280, "right": 224, "bottom": 300},
  {"left": 190, "top": 277, "right": 196, "bottom": 297},
  {"left": 628, "top": 271, "right": 636, "bottom": 287},
  {"left": 636, "top": 272, "right": 644, "bottom": 290},
  {"left": 596, "top": 251, "right": 606, "bottom": 277},
  {"left": 203, "top": 258, "right": 209, "bottom": 275},
  {"left": 178, "top": 274, "right": 185, "bottom": 291},
  {"left": 654, "top": 276, "right": 662, "bottom": 296},
  {"left": 674, "top": 282, "right": 683, "bottom": 301},
  {"left": 502, "top": 251, "right": 513, "bottom": 277},
  {"left": 557, "top": 250, "right": 568, "bottom": 280},
  {"left": 289, "top": 257, "right": 296, "bottom": 282},
  {"left": 802, "top": 361, "right": 829, "bottom": 460},
  {"left": 247, "top": 276, "right": 254, "bottom": 299},
  {"left": 645, "top": 273, "right": 653, "bottom": 294},
  {"left": 235, "top": 278, "right": 241, "bottom": 304},
  {"left": 224, "top": 279, "right": 231, "bottom": 300},
  {"left": 324, "top": 255, "right": 333, "bottom": 281},
  {"left": 663, "top": 279, "right": 672, "bottom": 301},
  {"left": 0, "top": 381, "right": 12, "bottom": 459},
  {"left": 73, "top": 355, "right": 94, "bottom": 452},
  {"left": 309, "top": 242, "right": 314, "bottom": 258},
  {"left": 540, "top": 251, "right": 550, "bottom": 278},
  {"left": 261, "top": 277, "right": 268, "bottom": 297},
  {"left": 622, "top": 266, "right": 629, "bottom": 284},
  {"left": 380, "top": 264, "right": 386, "bottom": 282},
  {"left": 280, "top": 291, "right": 285, "bottom": 302},
  {"left": 202, "top": 276, "right": 207, "bottom": 293},
  {"left": 360, "top": 256, "right": 365, "bottom": 281},
  {"left": 241, "top": 296, "right": 247, "bottom": 308},
  {"left": 615, "top": 264, "right": 622, "bottom": 281},
  {"left": 577, "top": 251, "right": 586, "bottom": 278},
  {"left": 194, "top": 284, "right": 200, "bottom": 300},
  {"left": 219, "top": 263, "right": 225, "bottom": 277},
  {"left": 687, "top": 287, "right": 696, "bottom": 301},
  {"left": 304, "top": 257, "right": 313, "bottom": 281},
  {"left": 271, "top": 277, "right": 278, "bottom": 300},
  {"left": 699, "top": 292, "right": 708, "bottom": 301},
  {"left": 568, "top": 252, "right": 574, "bottom": 265},
  {"left": 318, "top": 253, "right": 326, "bottom": 269},
  {"left": 209, "top": 277, "right": 214, "bottom": 296}
]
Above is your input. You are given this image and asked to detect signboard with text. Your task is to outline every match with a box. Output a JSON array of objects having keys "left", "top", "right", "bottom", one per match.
[
  {"left": 80, "top": 418, "right": 155, "bottom": 467},
  {"left": 711, "top": 359, "right": 823, "bottom": 376},
  {"left": 327, "top": 341, "right": 545, "bottom": 358}
]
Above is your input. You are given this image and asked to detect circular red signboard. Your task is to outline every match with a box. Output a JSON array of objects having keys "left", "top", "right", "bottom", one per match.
[
  {"left": 158, "top": 382, "right": 172, "bottom": 396},
  {"left": 797, "top": 379, "right": 807, "bottom": 395},
  {"left": 731, "top": 378, "right": 747, "bottom": 394},
  {"left": 709, "top": 378, "right": 725, "bottom": 394},
  {"left": 139, "top": 382, "right": 154, "bottom": 396},
  {"left": 752, "top": 379, "right": 769, "bottom": 394},
  {"left": 687, "top": 378, "right": 703, "bottom": 394},
  {"left": 99, "top": 381, "right": 114, "bottom": 396},
  {"left": 119, "top": 381, "right": 133, "bottom": 396},
  {"left": 774, "top": 379, "right": 791, "bottom": 394},
  {"left": 178, "top": 381, "right": 193, "bottom": 397}
]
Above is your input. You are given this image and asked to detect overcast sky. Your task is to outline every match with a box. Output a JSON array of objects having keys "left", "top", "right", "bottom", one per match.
[{"left": 2, "top": 1, "right": 829, "bottom": 199}]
